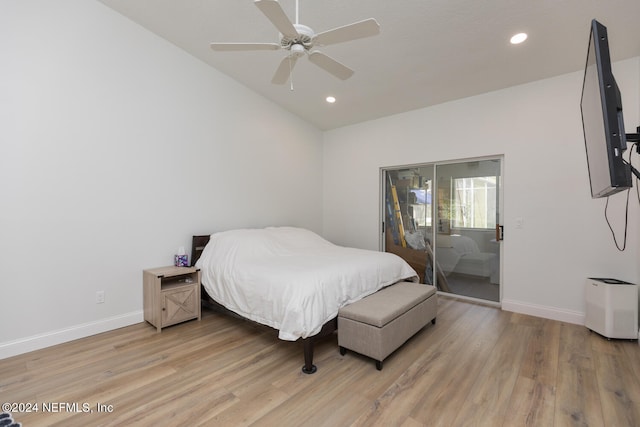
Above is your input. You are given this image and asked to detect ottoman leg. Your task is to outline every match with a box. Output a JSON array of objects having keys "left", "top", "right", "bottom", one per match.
[
  {"left": 376, "top": 360, "right": 383, "bottom": 370},
  {"left": 339, "top": 346, "right": 347, "bottom": 355}
]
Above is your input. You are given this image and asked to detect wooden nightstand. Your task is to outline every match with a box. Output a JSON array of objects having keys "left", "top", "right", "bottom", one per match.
[{"left": 143, "top": 266, "right": 201, "bottom": 332}]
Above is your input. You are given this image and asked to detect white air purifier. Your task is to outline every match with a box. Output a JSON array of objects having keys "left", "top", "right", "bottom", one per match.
[{"left": 585, "top": 278, "right": 638, "bottom": 339}]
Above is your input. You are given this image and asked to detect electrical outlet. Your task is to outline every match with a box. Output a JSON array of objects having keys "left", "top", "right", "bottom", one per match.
[{"left": 96, "top": 291, "right": 105, "bottom": 304}]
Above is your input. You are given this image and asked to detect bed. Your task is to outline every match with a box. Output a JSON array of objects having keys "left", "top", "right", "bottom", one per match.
[
  {"left": 436, "top": 234, "right": 496, "bottom": 278},
  {"left": 191, "top": 226, "right": 418, "bottom": 374}
]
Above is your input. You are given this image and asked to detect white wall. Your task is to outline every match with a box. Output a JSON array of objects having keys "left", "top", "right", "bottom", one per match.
[
  {"left": 0, "top": 0, "right": 323, "bottom": 357},
  {"left": 323, "top": 57, "right": 640, "bottom": 324},
  {"left": 2, "top": 1, "right": 638, "bottom": 359}
]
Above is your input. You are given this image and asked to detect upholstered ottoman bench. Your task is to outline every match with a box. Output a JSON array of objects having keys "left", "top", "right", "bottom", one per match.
[{"left": 338, "top": 282, "right": 437, "bottom": 370}]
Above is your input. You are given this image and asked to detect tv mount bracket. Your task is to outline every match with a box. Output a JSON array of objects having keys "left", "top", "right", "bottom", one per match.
[
  {"left": 626, "top": 126, "right": 640, "bottom": 146},
  {"left": 625, "top": 126, "right": 640, "bottom": 179}
]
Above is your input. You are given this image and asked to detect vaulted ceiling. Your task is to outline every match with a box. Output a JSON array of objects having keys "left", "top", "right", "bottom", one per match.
[{"left": 99, "top": 0, "right": 640, "bottom": 130}]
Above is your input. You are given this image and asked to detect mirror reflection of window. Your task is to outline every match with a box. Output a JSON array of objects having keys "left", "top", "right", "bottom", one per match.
[{"left": 451, "top": 176, "right": 497, "bottom": 229}]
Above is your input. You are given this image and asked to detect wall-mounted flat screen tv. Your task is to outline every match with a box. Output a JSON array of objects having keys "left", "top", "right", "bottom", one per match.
[{"left": 580, "top": 19, "right": 632, "bottom": 198}]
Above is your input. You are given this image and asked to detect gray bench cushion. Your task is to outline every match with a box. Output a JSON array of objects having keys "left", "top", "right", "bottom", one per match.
[{"left": 339, "top": 282, "right": 436, "bottom": 327}]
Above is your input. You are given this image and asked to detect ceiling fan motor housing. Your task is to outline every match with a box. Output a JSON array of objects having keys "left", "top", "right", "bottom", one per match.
[{"left": 280, "top": 24, "right": 314, "bottom": 50}]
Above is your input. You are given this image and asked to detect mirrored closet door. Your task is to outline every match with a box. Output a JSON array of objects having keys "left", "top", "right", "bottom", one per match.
[{"left": 381, "top": 158, "right": 502, "bottom": 303}]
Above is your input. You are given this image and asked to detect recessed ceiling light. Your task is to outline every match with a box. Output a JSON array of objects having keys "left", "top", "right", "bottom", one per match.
[
  {"left": 326, "top": 96, "right": 336, "bottom": 103},
  {"left": 510, "top": 33, "right": 528, "bottom": 44}
]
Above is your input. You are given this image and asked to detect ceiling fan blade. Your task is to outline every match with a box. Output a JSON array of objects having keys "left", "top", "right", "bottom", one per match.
[
  {"left": 308, "top": 51, "right": 354, "bottom": 80},
  {"left": 271, "top": 55, "right": 298, "bottom": 84},
  {"left": 254, "top": 0, "right": 298, "bottom": 40},
  {"left": 210, "top": 43, "right": 281, "bottom": 52},
  {"left": 314, "top": 18, "right": 380, "bottom": 46}
]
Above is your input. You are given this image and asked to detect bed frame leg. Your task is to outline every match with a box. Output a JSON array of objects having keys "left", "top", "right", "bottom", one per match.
[{"left": 302, "top": 339, "right": 317, "bottom": 374}]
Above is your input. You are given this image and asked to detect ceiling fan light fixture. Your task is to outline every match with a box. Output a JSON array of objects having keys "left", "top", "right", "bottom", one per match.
[
  {"left": 326, "top": 96, "right": 336, "bottom": 103},
  {"left": 510, "top": 32, "right": 528, "bottom": 44},
  {"left": 290, "top": 43, "right": 305, "bottom": 56}
]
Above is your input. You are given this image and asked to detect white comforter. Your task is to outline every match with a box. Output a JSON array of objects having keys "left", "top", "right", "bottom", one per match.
[{"left": 196, "top": 227, "right": 418, "bottom": 340}]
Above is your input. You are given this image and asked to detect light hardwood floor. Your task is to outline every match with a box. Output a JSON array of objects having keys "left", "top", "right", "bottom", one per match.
[{"left": 1, "top": 297, "right": 639, "bottom": 426}]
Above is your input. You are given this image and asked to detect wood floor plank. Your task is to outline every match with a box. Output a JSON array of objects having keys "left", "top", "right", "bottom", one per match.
[
  {"left": 593, "top": 349, "right": 640, "bottom": 426},
  {"left": 401, "top": 416, "right": 427, "bottom": 427},
  {"left": 554, "top": 323, "right": 605, "bottom": 427},
  {"left": 353, "top": 303, "right": 498, "bottom": 426},
  {"left": 505, "top": 376, "right": 556, "bottom": 426},
  {"left": 409, "top": 306, "right": 511, "bottom": 426},
  {"left": 255, "top": 347, "right": 373, "bottom": 426},
  {"left": 450, "top": 322, "right": 533, "bottom": 426},
  {"left": 356, "top": 297, "right": 477, "bottom": 402},
  {"left": 1, "top": 296, "right": 639, "bottom": 427},
  {"left": 518, "top": 317, "right": 561, "bottom": 386},
  {"left": 555, "top": 359, "right": 604, "bottom": 427}
]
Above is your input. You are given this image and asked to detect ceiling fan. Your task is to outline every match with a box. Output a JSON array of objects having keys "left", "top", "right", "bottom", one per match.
[{"left": 210, "top": 0, "right": 380, "bottom": 85}]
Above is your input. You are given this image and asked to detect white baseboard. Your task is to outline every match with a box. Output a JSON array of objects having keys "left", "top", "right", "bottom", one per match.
[
  {"left": 0, "top": 311, "right": 144, "bottom": 360},
  {"left": 501, "top": 298, "right": 585, "bottom": 326}
]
